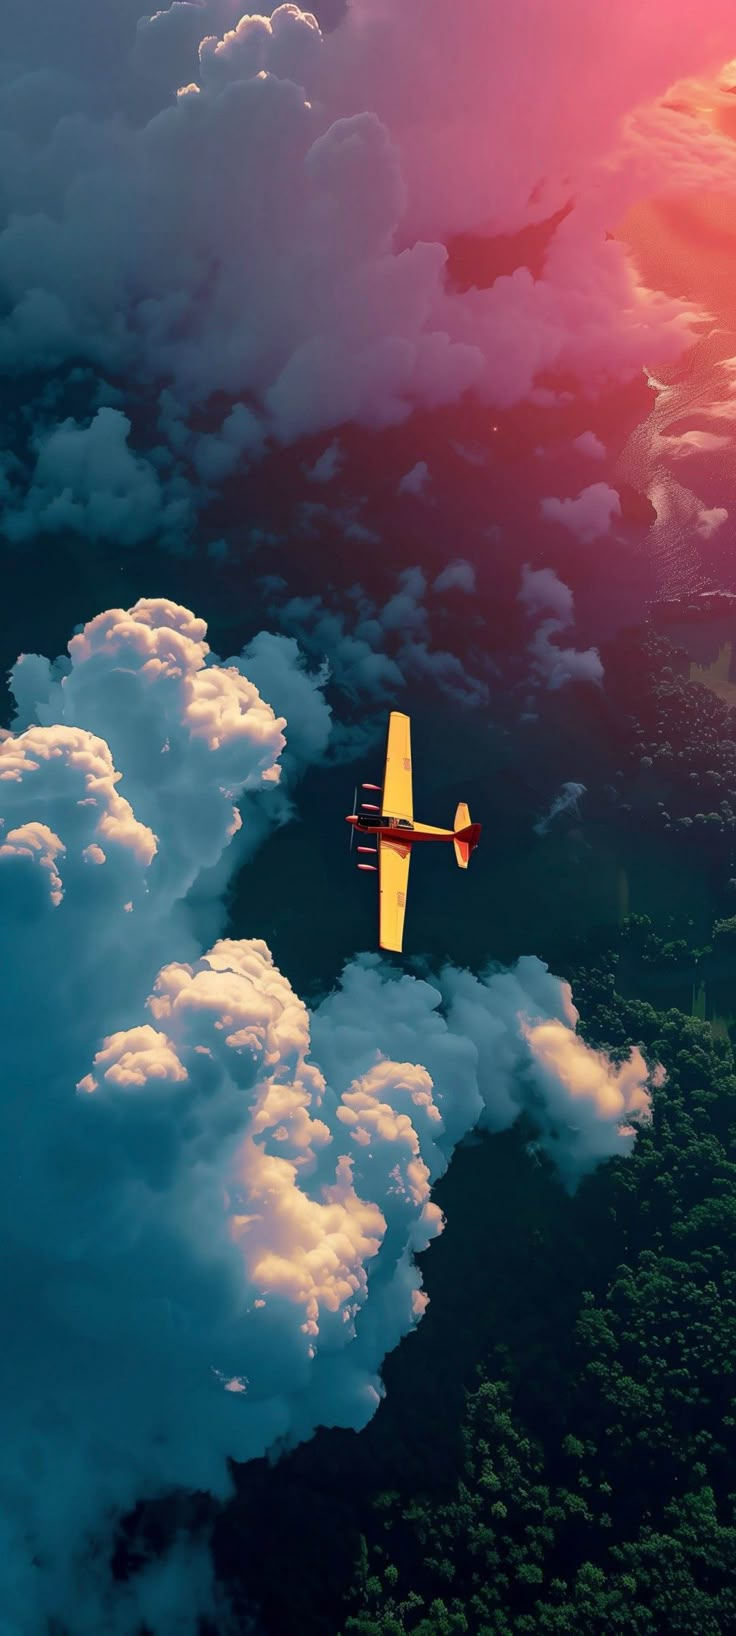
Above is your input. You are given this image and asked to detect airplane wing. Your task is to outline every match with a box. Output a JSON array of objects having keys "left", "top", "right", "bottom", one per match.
[
  {"left": 381, "top": 711, "right": 413, "bottom": 823},
  {"left": 379, "top": 836, "right": 411, "bottom": 953}
]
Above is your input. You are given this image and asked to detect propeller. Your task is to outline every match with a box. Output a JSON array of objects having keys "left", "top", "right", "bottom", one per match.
[{"left": 349, "top": 785, "right": 358, "bottom": 851}]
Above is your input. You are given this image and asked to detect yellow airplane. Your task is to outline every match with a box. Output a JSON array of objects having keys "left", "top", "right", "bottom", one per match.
[{"left": 346, "top": 711, "right": 481, "bottom": 952}]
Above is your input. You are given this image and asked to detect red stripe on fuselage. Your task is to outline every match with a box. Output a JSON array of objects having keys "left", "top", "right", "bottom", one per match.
[{"left": 380, "top": 826, "right": 453, "bottom": 844}]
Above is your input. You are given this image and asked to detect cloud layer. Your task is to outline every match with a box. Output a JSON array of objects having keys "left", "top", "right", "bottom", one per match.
[
  {"left": 3, "top": 0, "right": 736, "bottom": 541},
  {"left": 273, "top": 564, "right": 491, "bottom": 709},
  {"left": 0, "top": 594, "right": 657, "bottom": 1631}
]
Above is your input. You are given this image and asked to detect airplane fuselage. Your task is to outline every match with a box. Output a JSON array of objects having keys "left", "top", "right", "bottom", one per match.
[{"left": 348, "top": 815, "right": 457, "bottom": 845}]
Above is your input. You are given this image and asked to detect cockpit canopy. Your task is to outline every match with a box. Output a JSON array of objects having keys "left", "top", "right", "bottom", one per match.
[{"left": 357, "top": 814, "right": 414, "bottom": 830}]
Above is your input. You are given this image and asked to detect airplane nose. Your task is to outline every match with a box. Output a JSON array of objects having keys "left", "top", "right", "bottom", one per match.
[{"left": 345, "top": 814, "right": 358, "bottom": 824}]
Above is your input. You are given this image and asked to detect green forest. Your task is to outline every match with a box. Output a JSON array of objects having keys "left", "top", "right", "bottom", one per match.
[{"left": 219, "top": 930, "right": 736, "bottom": 1636}]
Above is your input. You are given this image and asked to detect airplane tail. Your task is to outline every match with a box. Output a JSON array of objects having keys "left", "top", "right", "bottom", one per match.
[{"left": 453, "top": 803, "right": 481, "bottom": 868}]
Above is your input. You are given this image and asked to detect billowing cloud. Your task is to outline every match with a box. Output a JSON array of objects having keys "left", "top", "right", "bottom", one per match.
[
  {"left": 528, "top": 625, "right": 605, "bottom": 691},
  {"left": 321, "top": 0, "right": 736, "bottom": 238},
  {"left": 434, "top": 558, "right": 476, "bottom": 594},
  {"left": 519, "top": 564, "right": 575, "bottom": 624},
  {"left": 312, "top": 955, "right": 653, "bottom": 1182},
  {"left": 519, "top": 565, "right": 603, "bottom": 691},
  {"left": 10, "top": 597, "right": 288, "bottom": 900},
  {"left": 1, "top": 407, "right": 193, "bottom": 547},
  {"left": 540, "top": 482, "right": 622, "bottom": 543},
  {"left": 236, "top": 630, "right": 332, "bottom": 770},
  {"left": 275, "top": 565, "right": 491, "bottom": 708},
  {"left": 305, "top": 439, "right": 343, "bottom": 483},
  {"left": 398, "top": 460, "right": 430, "bottom": 497},
  {"left": 2, "top": 0, "right": 736, "bottom": 516},
  {"left": 573, "top": 431, "right": 607, "bottom": 460},
  {"left": 520, "top": 1013, "right": 653, "bottom": 1173},
  {"left": 8, "top": 600, "right": 338, "bottom": 956},
  {"left": 0, "top": 45, "right": 482, "bottom": 456},
  {"left": 190, "top": 400, "right": 266, "bottom": 483},
  {"left": 0, "top": 593, "right": 657, "bottom": 1630},
  {"left": 696, "top": 503, "right": 728, "bottom": 538},
  {"left": 197, "top": 628, "right": 336, "bottom": 899}
]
